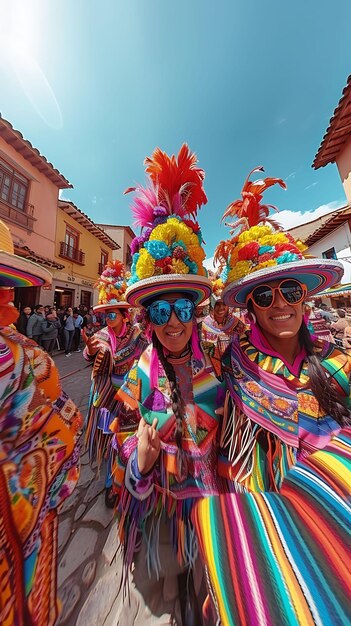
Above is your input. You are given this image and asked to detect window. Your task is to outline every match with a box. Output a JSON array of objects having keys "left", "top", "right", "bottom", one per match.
[
  {"left": 65, "top": 226, "right": 79, "bottom": 258},
  {"left": 322, "top": 247, "right": 337, "bottom": 260},
  {"left": 99, "top": 250, "right": 108, "bottom": 274},
  {"left": 0, "top": 159, "right": 29, "bottom": 210}
]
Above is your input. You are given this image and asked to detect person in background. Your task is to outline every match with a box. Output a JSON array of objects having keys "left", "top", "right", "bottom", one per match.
[
  {"left": 0, "top": 220, "right": 82, "bottom": 626},
  {"left": 330, "top": 308, "right": 349, "bottom": 346},
  {"left": 201, "top": 274, "right": 245, "bottom": 351},
  {"left": 26, "top": 303, "right": 45, "bottom": 344},
  {"left": 41, "top": 307, "right": 61, "bottom": 355},
  {"left": 83, "top": 260, "right": 147, "bottom": 508},
  {"left": 15, "top": 304, "right": 32, "bottom": 336},
  {"left": 62, "top": 306, "right": 75, "bottom": 356},
  {"left": 72, "top": 307, "right": 83, "bottom": 352},
  {"left": 43, "top": 305, "right": 51, "bottom": 317}
]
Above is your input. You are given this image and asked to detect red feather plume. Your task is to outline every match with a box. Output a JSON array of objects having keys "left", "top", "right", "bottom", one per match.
[
  {"left": 221, "top": 166, "right": 286, "bottom": 230},
  {"left": 144, "top": 144, "right": 207, "bottom": 218}
]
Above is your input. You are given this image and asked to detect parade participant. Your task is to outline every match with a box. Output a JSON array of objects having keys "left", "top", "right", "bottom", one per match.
[
  {"left": 115, "top": 145, "right": 227, "bottom": 625},
  {"left": 194, "top": 168, "right": 351, "bottom": 623},
  {"left": 201, "top": 273, "right": 245, "bottom": 350},
  {"left": 0, "top": 220, "right": 82, "bottom": 626},
  {"left": 214, "top": 167, "right": 349, "bottom": 491},
  {"left": 83, "top": 260, "right": 147, "bottom": 508}
]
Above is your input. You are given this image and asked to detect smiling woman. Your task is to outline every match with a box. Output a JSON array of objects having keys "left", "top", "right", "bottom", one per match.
[
  {"left": 112, "top": 145, "right": 232, "bottom": 625},
  {"left": 198, "top": 168, "right": 351, "bottom": 625}
]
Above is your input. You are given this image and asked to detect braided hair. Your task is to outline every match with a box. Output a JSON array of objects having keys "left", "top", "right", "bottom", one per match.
[
  {"left": 299, "top": 322, "right": 350, "bottom": 426},
  {"left": 151, "top": 332, "right": 187, "bottom": 475}
]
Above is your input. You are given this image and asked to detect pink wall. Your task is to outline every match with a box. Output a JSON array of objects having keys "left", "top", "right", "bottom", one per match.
[
  {"left": 0, "top": 138, "right": 61, "bottom": 258},
  {"left": 336, "top": 140, "right": 351, "bottom": 204}
]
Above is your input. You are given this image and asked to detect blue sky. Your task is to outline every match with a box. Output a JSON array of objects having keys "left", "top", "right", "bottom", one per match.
[{"left": 1, "top": 0, "right": 351, "bottom": 260}]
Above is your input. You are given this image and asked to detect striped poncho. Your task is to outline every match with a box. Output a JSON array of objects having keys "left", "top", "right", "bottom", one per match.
[
  {"left": 219, "top": 332, "right": 351, "bottom": 491},
  {"left": 115, "top": 345, "right": 226, "bottom": 573},
  {"left": 193, "top": 428, "right": 351, "bottom": 626}
]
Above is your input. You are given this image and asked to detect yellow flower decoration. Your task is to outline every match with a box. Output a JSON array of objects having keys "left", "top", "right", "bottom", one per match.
[
  {"left": 171, "top": 258, "right": 189, "bottom": 274},
  {"left": 150, "top": 218, "right": 198, "bottom": 248},
  {"left": 255, "top": 260, "right": 276, "bottom": 271},
  {"left": 136, "top": 248, "right": 155, "bottom": 279},
  {"left": 238, "top": 225, "right": 271, "bottom": 244},
  {"left": 227, "top": 260, "right": 252, "bottom": 281}
]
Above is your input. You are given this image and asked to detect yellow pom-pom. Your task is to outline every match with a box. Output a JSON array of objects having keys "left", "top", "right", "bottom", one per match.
[
  {"left": 227, "top": 260, "right": 252, "bottom": 281},
  {"left": 136, "top": 248, "right": 155, "bottom": 279},
  {"left": 171, "top": 258, "right": 189, "bottom": 274}
]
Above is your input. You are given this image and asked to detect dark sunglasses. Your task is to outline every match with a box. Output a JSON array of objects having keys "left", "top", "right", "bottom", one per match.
[
  {"left": 247, "top": 279, "right": 307, "bottom": 309},
  {"left": 147, "top": 298, "right": 195, "bottom": 326}
]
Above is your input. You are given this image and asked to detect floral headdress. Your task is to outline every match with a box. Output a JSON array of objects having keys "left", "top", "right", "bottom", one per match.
[
  {"left": 215, "top": 167, "right": 343, "bottom": 307},
  {"left": 93, "top": 260, "right": 130, "bottom": 312},
  {"left": 125, "top": 144, "right": 212, "bottom": 307}
]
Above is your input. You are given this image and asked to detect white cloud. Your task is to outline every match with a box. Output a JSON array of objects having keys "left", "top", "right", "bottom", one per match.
[
  {"left": 58, "top": 189, "right": 72, "bottom": 201},
  {"left": 304, "top": 181, "right": 318, "bottom": 190},
  {"left": 276, "top": 200, "right": 345, "bottom": 230},
  {"left": 285, "top": 171, "right": 296, "bottom": 182}
]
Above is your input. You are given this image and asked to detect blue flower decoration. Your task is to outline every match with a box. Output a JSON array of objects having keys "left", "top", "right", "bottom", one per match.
[
  {"left": 277, "top": 252, "right": 299, "bottom": 264},
  {"left": 258, "top": 245, "right": 274, "bottom": 254},
  {"left": 144, "top": 240, "right": 171, "bottom": 259}
]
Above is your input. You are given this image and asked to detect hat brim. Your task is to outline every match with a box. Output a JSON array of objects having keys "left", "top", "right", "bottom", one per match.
[
  {"left": 126, "top": 274, "right": 212, "bottom": 307},
  {"left": 222, "top": 259, "right": 344, "bottom": 307},
  {"left": 93, "top": 302, "right": 131, "bottom": 313},
  {"left": 0, "top": 252, "right": 52, "bottom": 287}
]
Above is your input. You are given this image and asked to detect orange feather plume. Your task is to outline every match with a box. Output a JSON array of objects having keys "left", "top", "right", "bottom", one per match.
[
  {"left": 221, "top": 166, "right": 286, "bottom": 229},
  {"left": 144, "top": 144, "right": 207, "bottom": 219}
]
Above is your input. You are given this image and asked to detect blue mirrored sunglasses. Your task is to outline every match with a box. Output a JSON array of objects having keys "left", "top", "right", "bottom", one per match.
[
  {"left": 147, "top": 298, "right": 195, "bottom": 326},
  {"left": 106, "top": 311, "right": 119, "bottom": 320}
]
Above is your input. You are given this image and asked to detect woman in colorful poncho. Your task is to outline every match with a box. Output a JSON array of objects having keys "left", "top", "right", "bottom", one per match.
[
  {"left": 83, "top": 260, "right": 147, "bottom": 507},
  {"left": 192, "top": 168, "right": 351, "bottom": 625},
  {"left": 0, "top": 220, "right": 82, "bottom": 626},
  {"left": 201, "top": 274, "right": 245, "bottom": 370},
  {"left": 114, "top": 146, "right": 227, "bottom": 625}
]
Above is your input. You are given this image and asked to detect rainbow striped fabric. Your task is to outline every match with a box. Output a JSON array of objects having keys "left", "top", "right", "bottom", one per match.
[{"left": 193, "top": 428, "right": 351, "bottom": 626}]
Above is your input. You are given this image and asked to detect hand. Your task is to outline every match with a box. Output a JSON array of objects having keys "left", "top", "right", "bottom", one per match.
[
  {"left": 81, "top": 327, "right": 100, "bottom": 356},
  {"left": 137, "top": 417, "right": 160, "bottom": 475}
]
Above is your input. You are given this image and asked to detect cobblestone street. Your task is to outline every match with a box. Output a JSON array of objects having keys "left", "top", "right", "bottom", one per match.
[{"left": 55, "top": 351, "right": 124, "bottom": 626}]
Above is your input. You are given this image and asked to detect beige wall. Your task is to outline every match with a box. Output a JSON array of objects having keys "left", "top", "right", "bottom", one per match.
[
  {"left": 96, "top": 224, "right": 134, "bottom": 267},
  {"left": 53, "top": 208, "right": 114, "bottom": 306},
  {"left": 0, "top": 140, "right": 59, "bottom": 257},
  {"left": 337, "top": 140, "right": 351, "bottom": 203}
]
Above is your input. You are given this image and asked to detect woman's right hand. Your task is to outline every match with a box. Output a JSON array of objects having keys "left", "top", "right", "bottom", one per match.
[
  {"left": 81, "top": 327, "right": 100, "bottom": 356},
  {"left": 137, "top": 417, "right": 160, "bottom": 475}
]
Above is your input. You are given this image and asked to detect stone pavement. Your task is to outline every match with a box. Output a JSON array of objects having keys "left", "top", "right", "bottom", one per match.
[{"left": 54, "top": 350, "right": 125, "bottom": 626}]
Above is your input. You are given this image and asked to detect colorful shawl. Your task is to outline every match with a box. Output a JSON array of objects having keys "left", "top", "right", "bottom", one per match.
[
  {"left": 193, "top": 427, "right": 351, "bottom": 626},
  {"left": 0, "top": 326, "right": 82, "bottom": 626},
  {"left": 84, "top": 324, "right": 147, "bottom": 467},
  {"left": 116, "top": 345, "right": 226, "bottom": 574},
  {"left": 219, "top": 333, "right": 350, "bottom": 491}
]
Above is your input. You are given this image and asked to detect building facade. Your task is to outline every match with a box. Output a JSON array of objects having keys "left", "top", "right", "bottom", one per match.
[
  {"left": 96, "top": 223, "right": 135, "bottom": 269},
  {"left": 53, "top": 201, "right": 120, "bottom": 309},
  {"left": 0, "top": 115, "right": 71, "bottom": 308}
]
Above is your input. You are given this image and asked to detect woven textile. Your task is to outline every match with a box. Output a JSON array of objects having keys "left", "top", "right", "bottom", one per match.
[
  {"left": 84, "top": 324, "right": 147, "bottom": 468},
  {"left": 0, "top": 326, "right": 82, "bottom": 626},
  {"left": 193, "top": 427, "right": 351, "bottom": 626},
  {"left": 219, "top": 333, "right": 350, "bottom": 491}
]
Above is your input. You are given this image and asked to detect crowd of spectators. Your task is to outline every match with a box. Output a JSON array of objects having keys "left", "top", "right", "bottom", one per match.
[{"left": 14, "top": 303, "right": 104, "bottom": 355}]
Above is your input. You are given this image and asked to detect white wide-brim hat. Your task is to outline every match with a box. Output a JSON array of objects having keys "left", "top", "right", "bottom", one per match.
[{"left": 126, "top": 274, "right": 212, "bottom": 308}]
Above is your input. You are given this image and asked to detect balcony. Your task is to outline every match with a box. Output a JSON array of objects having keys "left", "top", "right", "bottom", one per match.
[
  {"left": 0, "top": 199, "right": 36, "bottom": 231},
  {"left": 59, "top": 241, "right": 85, "bottom": 265},
  {"left": 98, "top": 262, "right": 104, "bottom": 275}
]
